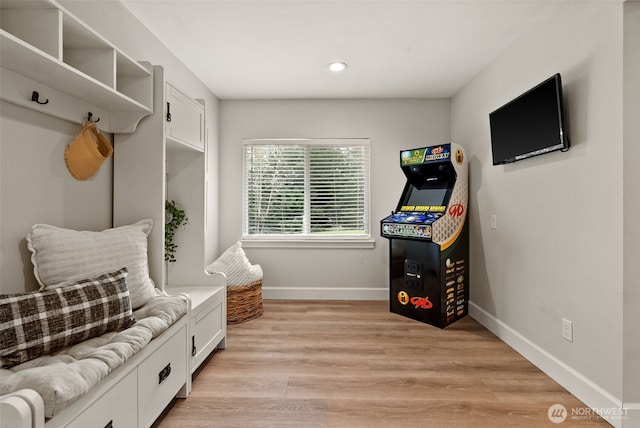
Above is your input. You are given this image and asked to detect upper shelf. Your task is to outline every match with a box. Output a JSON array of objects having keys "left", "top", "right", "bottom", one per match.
[{"left": 0, "top": 0, "right": 153, "bottom": 133}]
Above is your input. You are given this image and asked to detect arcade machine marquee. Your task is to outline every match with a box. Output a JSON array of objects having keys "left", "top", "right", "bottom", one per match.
[{"left": 381, "top": 143, "right": 469, "bottom": 328}]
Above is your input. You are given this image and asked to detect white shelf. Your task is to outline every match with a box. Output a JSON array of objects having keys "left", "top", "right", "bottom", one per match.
[{"left": 0, "top": 0, "right": 152, "bottom": 132}]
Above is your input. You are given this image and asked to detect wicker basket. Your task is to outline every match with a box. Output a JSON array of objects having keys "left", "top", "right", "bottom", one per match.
[{"left": 227, "top": 280, "right": 264, "bottom": 324}]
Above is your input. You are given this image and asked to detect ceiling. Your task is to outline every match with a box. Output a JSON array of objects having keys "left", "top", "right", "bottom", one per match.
[{"left": 121, "top": 0, "right": 553, "bottom": 100}]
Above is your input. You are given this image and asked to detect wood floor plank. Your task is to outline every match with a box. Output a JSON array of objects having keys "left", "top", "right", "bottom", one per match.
[{"left": 153, "top": 300, "right": 610, "bottom": 427}]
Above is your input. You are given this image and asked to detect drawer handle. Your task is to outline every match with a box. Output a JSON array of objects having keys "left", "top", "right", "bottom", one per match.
[
  {"left": 104, "top": 420, "right": 113, "bottom": 428},
  {"left": 159, "top": 363, "right": 172, "bottom": 384}
]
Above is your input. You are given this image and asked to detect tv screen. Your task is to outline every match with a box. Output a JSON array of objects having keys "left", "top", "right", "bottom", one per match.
[{"left": 490, "top": 73, "right": 569, "bottom": 165}]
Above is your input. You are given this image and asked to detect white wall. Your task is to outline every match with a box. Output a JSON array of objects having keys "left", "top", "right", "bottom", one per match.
[
  {"left": 219, "top": 99, "right": 450, "bottom": 299},
  {"left": 623, "top": 0, "right": 640, "bottom": 419},
  {"left": 0, "top": 103, "right": 114, "bottom": 294},
  {"left": 0, "top": 1, "right": 221, "bottom": 294},
  {"left": 451, "top": 0, "right": 626, "bottom": 423}
]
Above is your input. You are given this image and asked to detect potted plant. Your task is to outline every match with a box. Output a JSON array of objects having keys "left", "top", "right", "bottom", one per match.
[{"left": 165, "top": 200, "right": 188, "bottom": 263}]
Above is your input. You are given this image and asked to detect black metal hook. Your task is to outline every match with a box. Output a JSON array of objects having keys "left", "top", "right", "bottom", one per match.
[
  {"left": 31, "top": 91, "right": 49, "bottom": 105},
  {"left": 87, "top": 112, "right": 100, "bottom": 123}
]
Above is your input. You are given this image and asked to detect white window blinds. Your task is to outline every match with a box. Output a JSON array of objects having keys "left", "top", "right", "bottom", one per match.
[{"left": 243, "top": 139, "right": 371, "bottom": 240}]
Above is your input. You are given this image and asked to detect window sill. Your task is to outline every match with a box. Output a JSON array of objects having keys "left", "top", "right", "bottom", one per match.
[{"left": 241, "top": 238, "right": 376, "bottom": 249}]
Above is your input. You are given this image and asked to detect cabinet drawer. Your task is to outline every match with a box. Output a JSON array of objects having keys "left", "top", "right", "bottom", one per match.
[
  {"left": 66, "top": 369, "right": 137, "bottom": 428},
  {"left": 137, "top": 326, "right": 187, "bottom": 427}
]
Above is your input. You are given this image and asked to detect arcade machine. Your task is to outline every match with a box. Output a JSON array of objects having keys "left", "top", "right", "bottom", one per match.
[{"left": 381, "top": 143, "right": 468, "bottom": 328}]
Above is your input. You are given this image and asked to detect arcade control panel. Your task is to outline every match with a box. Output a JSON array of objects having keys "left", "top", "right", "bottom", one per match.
[{"left": 380, "top": 211, "right": 443, "bottom": 240}]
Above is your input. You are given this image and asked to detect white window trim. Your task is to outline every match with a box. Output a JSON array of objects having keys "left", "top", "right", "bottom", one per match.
[
  {"left": 242, "top": 138, "right": 372, "bottom": 248},
  {"left": 241, "top": 238, "right": 376, "bottom": 249}
]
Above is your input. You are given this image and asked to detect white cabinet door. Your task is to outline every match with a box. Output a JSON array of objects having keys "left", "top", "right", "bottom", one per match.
[
  {"left": 192, "top": 289, "right": 225, "bottom": 371},
  {"left": 165, "top": 285, "right": 226, "bottom": 373},
  {"left": 166, "top": 83, "right": 205, "bottom": 151}
]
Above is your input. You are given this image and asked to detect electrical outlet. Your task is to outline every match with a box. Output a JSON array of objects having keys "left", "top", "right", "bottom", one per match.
[
  {"left": 491, "top": 214, "right": 497, "bottom": 229},
  {"left": 562, "top": 319, "right": 573, "bottom": 342}
]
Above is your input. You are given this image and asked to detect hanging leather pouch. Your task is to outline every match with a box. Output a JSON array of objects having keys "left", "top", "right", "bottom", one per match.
[{"left": 64, "top": 120, "right": 113, "bottom": 180}]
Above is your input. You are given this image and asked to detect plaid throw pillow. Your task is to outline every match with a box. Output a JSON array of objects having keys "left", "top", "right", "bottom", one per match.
[{"left": 0, "top": 268, "right": 135, "bottom": 368}]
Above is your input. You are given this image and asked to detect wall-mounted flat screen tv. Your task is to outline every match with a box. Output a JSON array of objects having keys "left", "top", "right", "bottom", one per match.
[{"left": 489, "top": 73, "right": 570, "bottom": 165}]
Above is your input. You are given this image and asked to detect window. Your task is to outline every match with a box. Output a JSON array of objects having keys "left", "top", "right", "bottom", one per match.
[{"left": 243, "top": 139, "right": 371, "bottom": 245}]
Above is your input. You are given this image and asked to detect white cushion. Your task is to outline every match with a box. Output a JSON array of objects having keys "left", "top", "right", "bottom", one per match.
[
  {"left": 26, "top": 220, "right": 155, "bottom": 309},
  {"left": 206, "top": 241, "right": 263, "bottom": 286}
]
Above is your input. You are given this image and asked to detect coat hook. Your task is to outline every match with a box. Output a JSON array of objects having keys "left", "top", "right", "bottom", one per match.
[
  {"left": 87, "top": 112, "right": 100, "bottom": 123},
  {"left": 31, "top": 91, "right": 49, "bottom": 105}
]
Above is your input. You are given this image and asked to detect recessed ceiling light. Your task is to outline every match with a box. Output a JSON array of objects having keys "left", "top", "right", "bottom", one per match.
[{"left": 328, "top": 62, "right": 348, "bottom": 73}]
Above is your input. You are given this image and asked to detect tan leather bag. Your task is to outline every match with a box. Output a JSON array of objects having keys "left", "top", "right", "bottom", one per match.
[{"left": 64, "top": 121, "right": 113, "bottom": 180}]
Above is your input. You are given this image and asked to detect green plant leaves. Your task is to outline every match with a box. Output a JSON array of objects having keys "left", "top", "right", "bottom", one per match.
[{"left": 165, "top": 200, "right": 188, "bottom": 263}]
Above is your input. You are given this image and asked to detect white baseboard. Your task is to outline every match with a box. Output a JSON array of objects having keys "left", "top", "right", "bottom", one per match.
[
  {"left": 469, "top": 302, "right": 625, "bottom": 428},
  {"left": 622, "top": 403, "right": 640, "bottom": 428},
  {"left": 263, "top": 286, "right": 388, "bottom": 300}
]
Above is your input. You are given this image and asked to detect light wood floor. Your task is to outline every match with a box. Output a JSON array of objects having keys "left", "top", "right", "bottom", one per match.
[{"left": 154, "top": 300, "right": 610, "bottom": 428}]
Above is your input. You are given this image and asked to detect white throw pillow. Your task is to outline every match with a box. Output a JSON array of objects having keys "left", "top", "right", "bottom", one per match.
[
  {"left": 206, "top": 241, "right": 263, "bottom": 286},
  {"left": 26, "top": 219, "right": 156, "bottom": 309}
]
